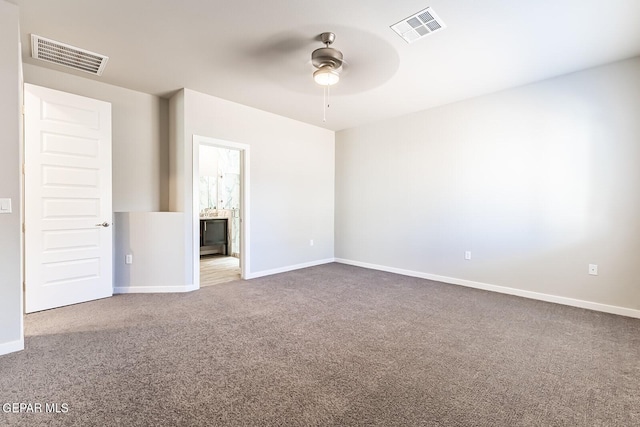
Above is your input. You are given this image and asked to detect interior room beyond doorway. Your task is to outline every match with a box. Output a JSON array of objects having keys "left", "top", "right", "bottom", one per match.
[{"left": 199, "top": 144, "right": 241, "bottom": 286}]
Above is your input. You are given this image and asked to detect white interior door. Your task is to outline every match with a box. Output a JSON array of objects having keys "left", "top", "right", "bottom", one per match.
[{"left": 24, "top": 83, "right": 113, "bottom": 313}]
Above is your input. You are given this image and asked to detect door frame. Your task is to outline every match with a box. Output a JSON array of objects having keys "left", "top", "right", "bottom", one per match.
[{"left": 192, "top": 135, "right": 250, "bottom": 286}]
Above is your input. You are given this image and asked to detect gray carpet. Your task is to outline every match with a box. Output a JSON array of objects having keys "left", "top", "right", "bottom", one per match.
[{"left": 1, "top": 263, "right": 639, "bottom": 426}]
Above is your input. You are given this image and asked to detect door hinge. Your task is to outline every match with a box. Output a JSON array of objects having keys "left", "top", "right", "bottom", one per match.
[
  {"left": 21, "top": 105, "right": 25, "bottom": 116},
  {"left": 22, "top": 163, "right": 25, "bottom": 175},
  {"left": 22, "top": 223, "right": 25, "bottom": 232}
]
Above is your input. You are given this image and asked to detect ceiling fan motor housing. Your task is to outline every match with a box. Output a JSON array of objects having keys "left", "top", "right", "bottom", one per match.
[
  {"left": 312, "top": 47, "right": 343, "bottom": 69},
  {"left": 312, "top": 32, "right": 343, "bottom": 70}
]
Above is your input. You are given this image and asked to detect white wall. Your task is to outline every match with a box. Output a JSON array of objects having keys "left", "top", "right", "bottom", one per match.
[
  {"left": 0, "top": 0, "right": 23, "bottom": 355},
  {"left": 23, "top": 64, "right": 169, "bottom": 212},
  {"left": 113, "top": 212, "right": 186, "bottom": 293},
  {"left": 336, "top": 56, "right": 640, "bottom": 313},
  {"left": 170, "top": 88, "right": 335, "bottom": 283}
]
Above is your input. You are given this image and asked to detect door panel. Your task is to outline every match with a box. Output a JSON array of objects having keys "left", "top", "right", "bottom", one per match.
[{"left": 25, "top": 84, "right": 112, "bottom": 313}]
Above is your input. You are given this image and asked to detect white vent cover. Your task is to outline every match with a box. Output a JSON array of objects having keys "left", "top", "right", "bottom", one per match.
[
  {"left": 31, "top": 34, "right": 109, "bottom": 76},
  {"left": 391, "top": 7, "right": 446, "bottom": 43}
]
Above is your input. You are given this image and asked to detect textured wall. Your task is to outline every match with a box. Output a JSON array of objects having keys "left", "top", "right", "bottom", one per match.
[
  {"left": 23, "top": 64, "right": 169, "bottom": 212},
  {"left": 0, "top": 0, "right": 23, "bottom": 354},
  {"left": 171, "top": 88, "right": 335, "bottom": 284},
  {"left": 113, "top": 212, "right": 186, "bottom": 292},
  {"left": 336, "top": 56, "right": 640, "bottom": 311}
]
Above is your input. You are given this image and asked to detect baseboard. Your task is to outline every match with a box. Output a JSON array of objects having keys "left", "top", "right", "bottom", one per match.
[
  {"left": 0, "top": 338, "right": 24, "bottom": 356},
  {"left": 335, "top": 258, "right": 640, "bottom": 319},
  {"left": 246, "top": 258, "right": 336, "bottom": 280},
  {"left": 113, "top": 284, "right": 199, "bottom": 294}
]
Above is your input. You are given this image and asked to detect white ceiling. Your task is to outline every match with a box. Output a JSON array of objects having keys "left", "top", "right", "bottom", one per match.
[{"left": 16, "top": 0, "right": 640, "bottom": 131}]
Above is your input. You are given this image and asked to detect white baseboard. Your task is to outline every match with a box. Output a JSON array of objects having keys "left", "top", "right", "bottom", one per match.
[
  {"left": 113, "top": 284, "right": 199, "bottom": 294},
  {"left": 0, "top": 338, "right": 24, "bottom": 356},
  {"left": 335, "top": 258, "right": 640, "bottom": 319},
  {"left": 246, "top": 258, "right": 336, "bottom": 280}
]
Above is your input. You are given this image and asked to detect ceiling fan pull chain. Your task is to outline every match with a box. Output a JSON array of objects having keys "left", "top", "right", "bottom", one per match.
[
  {"left": 323, "top": 85, "right": 327, "bottom": 122},
  {"left": 322, "top": 84, "right": 331, "bottom": 122}
]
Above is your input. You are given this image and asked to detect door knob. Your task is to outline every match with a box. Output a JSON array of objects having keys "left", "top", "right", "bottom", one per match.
[{"left": 96, "top": 222, "right": 111, "bottom": 227}]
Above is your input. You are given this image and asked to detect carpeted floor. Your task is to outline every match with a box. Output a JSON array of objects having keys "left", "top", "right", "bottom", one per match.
[{"left": 1, "top": 263, "right": 639, "bottom": 426}]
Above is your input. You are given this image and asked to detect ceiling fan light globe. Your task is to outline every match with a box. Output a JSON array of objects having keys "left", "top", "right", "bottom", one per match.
[{"left": 313, "top": 68, "right": 340, "bottom": 86}]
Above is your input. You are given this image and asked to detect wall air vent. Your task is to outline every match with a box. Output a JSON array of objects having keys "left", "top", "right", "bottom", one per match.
[
  {"left": 391, "top": 7, "right": 446, "bottom": 44},
  {"left": 31, "top": 34, "right": 109, "bottom": 76}
]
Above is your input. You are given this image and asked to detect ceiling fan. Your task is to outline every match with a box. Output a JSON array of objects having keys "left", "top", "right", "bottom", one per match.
[
  {"left": 311, "top": 32, "right": 343, "bottom": 86},
  {"left": 310, "top": 32, "right": 344, "bottom": 122}
]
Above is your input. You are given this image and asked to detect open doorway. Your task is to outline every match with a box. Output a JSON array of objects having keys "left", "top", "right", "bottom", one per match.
[
  {"left": 192, "top": 136, "right": 250, "bottom": 288},
  {"left": 199, "top": 144, "right": 240, "bottom": 285}
]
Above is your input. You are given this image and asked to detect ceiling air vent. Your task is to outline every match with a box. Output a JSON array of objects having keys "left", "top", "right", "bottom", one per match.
[
  {"left": 31, "top": 34, "right": 109, "bottom": 76},
  {"left": 391, "top": 7, "right": 446, "bottom": 44}
]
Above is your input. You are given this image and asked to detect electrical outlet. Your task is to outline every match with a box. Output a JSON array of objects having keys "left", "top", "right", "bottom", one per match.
[
  {"left": 465, "top": 251, "right": 471, "bottom": 260},
  {"left": 125, "top": 254, "right": 133, "bottom": 265},
  {"left": 589, "top": 264, "right": 598, "bottom": 276},
  {"left": 310, "top": 239, "right": 314, "bottom": 246}
]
